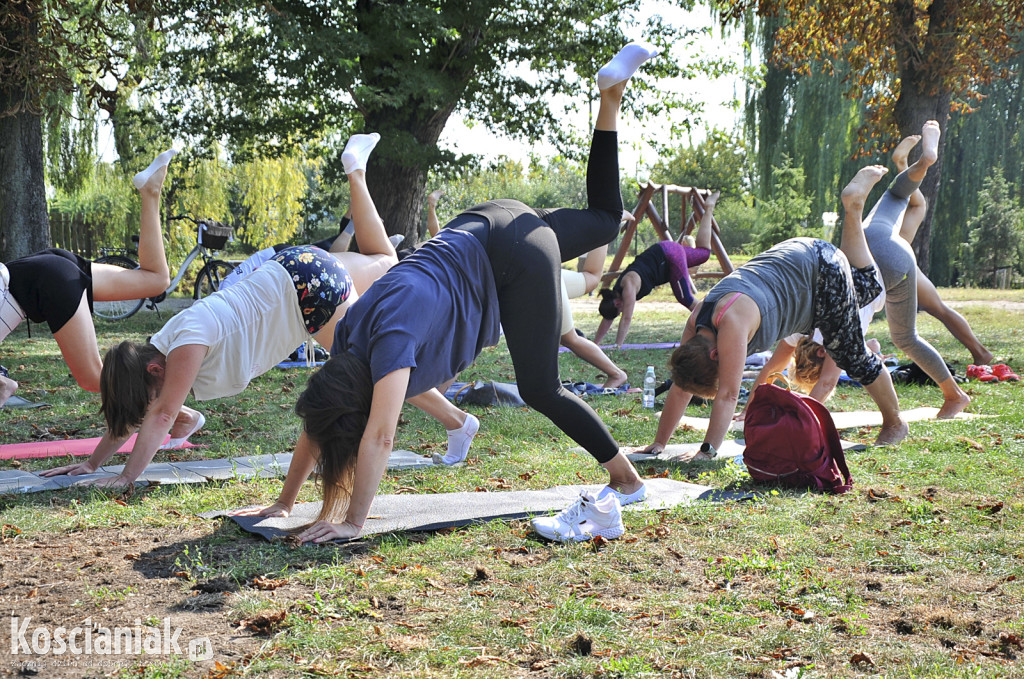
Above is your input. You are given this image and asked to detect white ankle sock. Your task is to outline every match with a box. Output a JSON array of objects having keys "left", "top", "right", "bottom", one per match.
[
  {"left": 597, "top": 41, "right": 660, "bottom": 90},
  {"left": 161, "top": 411, "right": 206, "bottom": 450},
  {"left": 342, "top": 133, "right": 381, "bottom": 174},
  {"left": 435, "top": 413, "right": 480, "bottom": 466},
  {"left": 133, "top": 148, "right": 177, "bottom": 190}
]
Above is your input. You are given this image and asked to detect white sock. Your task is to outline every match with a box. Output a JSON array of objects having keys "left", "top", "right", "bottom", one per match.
[
  {"left": 342, "top": 133, "right": 381, "bottom": 174},
  {"left": 597, "top": 41, "right": 661, "bottom": 90},
  {"left": 161, "top": 411, "right": 206, "bottom": 450},
  {"left": 132, "top": 148, "right": 177, "bottom": 190},
  {"left": 436, "top": 413, "right": 480, "bottom": 466}
]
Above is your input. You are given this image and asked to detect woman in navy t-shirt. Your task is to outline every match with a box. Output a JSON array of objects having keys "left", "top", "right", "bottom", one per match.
[{"left": 244, "top": 53, "right": 659, "bottom": 544}]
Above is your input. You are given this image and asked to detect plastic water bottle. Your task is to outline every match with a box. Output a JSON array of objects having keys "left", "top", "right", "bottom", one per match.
[{"left": 643, "top": 365, "right": 656, "bottom": 408}]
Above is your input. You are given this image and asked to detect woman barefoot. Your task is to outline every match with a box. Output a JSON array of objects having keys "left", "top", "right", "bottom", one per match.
[
  {"left": 644, "top": 165, "right": 908, "bottom": 457},
  {"left": 594, "top": 191, "right": 719, "bottom": 347},
  {"left": 862, "top": 122, "right": 970, "bottom": 419},
  {"left": 0, "top": 151, "right": 173, "bottom": 406}
]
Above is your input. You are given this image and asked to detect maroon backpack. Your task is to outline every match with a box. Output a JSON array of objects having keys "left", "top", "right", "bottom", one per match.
[{"left": 742, "top": 378, "right": 853, "bottom": 493}]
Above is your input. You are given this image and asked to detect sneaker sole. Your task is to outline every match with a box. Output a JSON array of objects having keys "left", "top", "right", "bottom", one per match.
[{"left": 532, "top": 522, "right": 625, "bottom": 543}]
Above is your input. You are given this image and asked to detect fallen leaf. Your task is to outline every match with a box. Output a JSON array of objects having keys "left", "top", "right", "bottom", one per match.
[
  {"left": 850, "top": 652, "right": 875, "bottom": 666},
  {"left": 237, "top": 610, "right": 287, "bottom": 635},
  {"left": 250, "top": 575, "right": 288, "bottom": 591}
]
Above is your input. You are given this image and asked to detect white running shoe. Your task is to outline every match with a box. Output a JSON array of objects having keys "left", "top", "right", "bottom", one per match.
[
  {"left": 597, "top": 483, "right": 648, "bottom": 506},
  {"left": 532, "top": 492, "right": 625, "bottom": 543},
  {"left": 160, "top": 410, "right": 206, "bottom": 450}
]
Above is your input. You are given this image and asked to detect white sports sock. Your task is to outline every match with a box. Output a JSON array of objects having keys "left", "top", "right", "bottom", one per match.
[
  {"left": 434, "top": 413, "right": 480, "bottom": 466},
  {"left": 342, "top": 133, "right": 381, "bottom": 174},
  {"left": 597, "top": 41, "right": 661, "bottom": 90},
  {"left": 132, "top": 148, "right": 177, "bottom": 190}
]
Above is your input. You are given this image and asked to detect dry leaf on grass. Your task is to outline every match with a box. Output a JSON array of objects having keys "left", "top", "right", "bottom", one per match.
[
  {"left": 237, "top": 609, "right": 287, "bottom": 635},
  {"left": 250, "top": 575, "right": 288, "bottom": 591}
]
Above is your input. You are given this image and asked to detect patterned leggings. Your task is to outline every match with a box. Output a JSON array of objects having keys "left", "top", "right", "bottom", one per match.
[
  {"left": 813, "top": 241, "right": 884, "bottom": 385},
  {"left": 271, "top": 246, "right": 353, "bottom": 334}
]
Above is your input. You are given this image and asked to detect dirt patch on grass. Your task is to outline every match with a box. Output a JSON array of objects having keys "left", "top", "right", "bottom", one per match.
[{"left": 0, "top": 526, "right": 272, "bottom": 677}]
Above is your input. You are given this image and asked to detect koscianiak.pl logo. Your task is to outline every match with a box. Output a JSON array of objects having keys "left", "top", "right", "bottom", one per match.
[{"left": 8, "top": 616, "right": 213, "bottom": 668}]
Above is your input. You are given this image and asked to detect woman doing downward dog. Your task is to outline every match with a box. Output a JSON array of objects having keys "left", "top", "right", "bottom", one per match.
[
  {"left": 243, "top": 44, "right": 661, "bottom": 544},
  {"left": 40, "top": 135, "right": 476, "bottom": 486},
  {"left": 0, "top": 152, "right": 174, "bottom": 407},
  {"left": 594, "top": 190, "right": 718, "bottom": 347},
  {"left": 644, "top": 164, "right": 909, "bottom": 458}
]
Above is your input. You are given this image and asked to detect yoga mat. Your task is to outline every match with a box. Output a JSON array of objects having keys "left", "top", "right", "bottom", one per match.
[
  {"left": 593, "top": 342, "right": 678, "bottom": 351},
  {"left": 0, "top": 435, "right": 203, "bottom": 460},
  {"left": 1, "top": 395, "right": 50, "bottom": 409},
  {"left": 203, "top": 478, "right": 753, "bottom": 542},
  {"left": 674, "top": 406, "right": 986, "bottom": 436},
  {"left": 626, "top": 438, "right": 866, "bottom": 464},
  {"left": 275, "top": 361, "right": 325, "bottom": 369}
]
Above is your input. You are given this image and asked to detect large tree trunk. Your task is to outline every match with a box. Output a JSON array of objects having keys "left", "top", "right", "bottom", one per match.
[
  {"left": 0, "top": 0, "right": 50, "bottom": 262},
  {"left": 0, "top": 105, "right": 50, "bottom": 261},
  {"left": 365, "top": 154, "right": 428, "bottom": 243}
]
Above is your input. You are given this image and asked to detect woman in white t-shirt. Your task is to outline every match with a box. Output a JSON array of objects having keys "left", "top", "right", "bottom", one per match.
[{"left": 40, "top": 135, "right": 476, "bottom": 487}]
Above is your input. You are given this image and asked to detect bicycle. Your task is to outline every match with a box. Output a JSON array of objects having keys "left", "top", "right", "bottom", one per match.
[{"left": 92, "top": 215, "right": 236, "bottom": 320}]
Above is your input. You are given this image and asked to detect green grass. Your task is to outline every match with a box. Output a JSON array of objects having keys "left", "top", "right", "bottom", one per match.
[{"left": 1, "top": 288, "right": 1022, "bottom": 678}]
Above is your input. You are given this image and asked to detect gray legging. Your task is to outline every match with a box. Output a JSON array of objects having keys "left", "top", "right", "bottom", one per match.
[{"left": 863, "top": 170, "right": 952, "bottom": 384}]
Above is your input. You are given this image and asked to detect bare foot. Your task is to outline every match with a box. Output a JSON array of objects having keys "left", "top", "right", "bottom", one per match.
[
  {"left": 891, "top": 135, "right": 921, "bottom": 172},
  {"left": 874, "top": 418, "right": 909, "bottom": 446},
  {"left": 602, "top": 369, "right": 628, "bottom": 390},
  {"left": 427, "top": 189, "right": 445, "bottom": 207},
  {"left": 973, "top": 348, "right": 995, "bottom": 366},
  {"left": 0, "top": 374, "right": 18, "bottom": 406},
  {"left": 915, "top": 120, "right": 941, "bottom": 169},
  {"left": 936, "top": 391, "right": 970, "bottom": 420},
  {"left": 841, "top": 165, "right": 889, "bottom": 212},
  {"left": 600, "top": 79, "right": 627, "bottom": 104}
]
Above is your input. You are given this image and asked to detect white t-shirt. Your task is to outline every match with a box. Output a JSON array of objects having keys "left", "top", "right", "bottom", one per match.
[
  {"left": 150, "top": 262, "right": 308, "bottom": 400},
  {"left": 559, "top": 269, "right": 587, "bottom": 336}
]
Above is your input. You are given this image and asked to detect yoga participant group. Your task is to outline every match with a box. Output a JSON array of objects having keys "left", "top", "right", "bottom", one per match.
[{"left": 0, "top": 44, "right": 1001, "bottom": 544}]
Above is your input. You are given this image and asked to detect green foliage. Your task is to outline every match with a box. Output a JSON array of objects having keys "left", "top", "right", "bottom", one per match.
[
  {"left": 233, "top": 154, "right": 311, "bottom": 250},
  {"left": 960, "top": 168, "right": 1024, "bottom": 288},
  {"left": 48, "top": 163, "right": 136, "bottom": 250},
  {"left": 750, "top": 154, "right": 812, "bottom": 252},
  {"left": 652, "top": 130, "right": 752, "bottom": 199}
]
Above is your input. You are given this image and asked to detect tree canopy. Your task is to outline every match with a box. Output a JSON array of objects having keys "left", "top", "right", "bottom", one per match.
[{"left": 723, "top": 0, "right": 1024, "bottom": 272}]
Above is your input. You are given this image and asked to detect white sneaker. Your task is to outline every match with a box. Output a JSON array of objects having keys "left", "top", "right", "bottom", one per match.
[
  {"left": 597, "top": 483, "right": 647, "bottom": 506},
  {"left": 532, "top": 492, "right": 625, "bottom": 542}
]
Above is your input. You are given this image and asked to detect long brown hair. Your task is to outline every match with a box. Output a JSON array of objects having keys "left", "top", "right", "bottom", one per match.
[
  {"left": 295, "top": 352, "right": 374, "bottom": 524},
  {"left": 100, "top": 341, "right": 164, "bottom": 438},
  {"left": 669, "top": 334, "right": 719, "bottom": 398}
]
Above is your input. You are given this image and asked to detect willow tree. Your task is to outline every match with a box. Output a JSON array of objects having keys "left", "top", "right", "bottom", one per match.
[
  {"left": 724, "top": 0, "right": 1024, "bottom": 273},
  {"left": 140, "top": 0, "right": 718, "bottom": 244}
]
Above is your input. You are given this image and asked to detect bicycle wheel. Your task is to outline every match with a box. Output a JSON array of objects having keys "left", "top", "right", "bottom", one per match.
[
  {"left": 194, "top": 259, "right": 235, "bottom": 299},
  {"left": 92, "top": 255, "right": 146, "bottom": 320}
]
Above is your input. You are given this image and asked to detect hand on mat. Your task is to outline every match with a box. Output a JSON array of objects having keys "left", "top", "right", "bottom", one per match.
[
  {"left": 635, "top": 442, "right": 665, "bottom": 455},
  {"left": 82, "top": 474, "right": 133, "bottom": 488},
  {"left": 232, "top": 502, "right": 291, "bottom": 518},
  {"left": 298, "top": 520, "right": 361, "bottom": 544},
  {"left": 39, "top": 461, "right": 98, "bottom": 477}
]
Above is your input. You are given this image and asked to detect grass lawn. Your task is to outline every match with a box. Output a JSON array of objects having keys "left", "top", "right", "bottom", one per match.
[{"left": 0, "top": 284, "right": 1022, "bottom": 678}]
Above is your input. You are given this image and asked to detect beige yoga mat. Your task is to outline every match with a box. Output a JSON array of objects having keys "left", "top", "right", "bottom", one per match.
[
  {"left": 676, "top": 406, "right": 984, "bottom": 434},
  {"left": 626, "top": 438, "right": 865, "bottom": 464}
]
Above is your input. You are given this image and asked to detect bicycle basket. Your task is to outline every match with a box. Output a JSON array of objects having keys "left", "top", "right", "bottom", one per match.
[{"left": 198, "top": 220, "right": 233, "bottom": 250}]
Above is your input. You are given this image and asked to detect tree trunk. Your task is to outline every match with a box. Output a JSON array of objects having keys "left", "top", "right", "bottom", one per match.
[
  {"left": 365, "top": 154, "right": 428, "bottom": 244},
  {"left": 0, "top": 0, "right": 50, "bottom": 262},
  {"left": 0, "top": 106, "right": 50, "bottom": 261}
]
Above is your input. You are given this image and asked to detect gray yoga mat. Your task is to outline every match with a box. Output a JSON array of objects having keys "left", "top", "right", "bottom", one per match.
[
  {"left": 1, "top": 394, "right": 50, "bottom": 409},
  {"left": 626, "top": 439, "right": 866, "bottom": 464},
  {"left": 204, "top": 478, "right": 754, "bottom": 542}
]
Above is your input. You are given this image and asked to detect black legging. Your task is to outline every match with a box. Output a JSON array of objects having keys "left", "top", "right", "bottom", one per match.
[{"left": 448, "top": 130, "right": 623, "bottom": 463}]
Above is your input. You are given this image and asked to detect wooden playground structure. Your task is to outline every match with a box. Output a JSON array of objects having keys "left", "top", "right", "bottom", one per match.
[{"left": 601, "top": 182, "right": 735, "bottom": 286}]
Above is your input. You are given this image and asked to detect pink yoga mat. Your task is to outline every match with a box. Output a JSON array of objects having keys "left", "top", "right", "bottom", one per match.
[{"left": 0, "top": 435, "right": 202, "bottom": 460}]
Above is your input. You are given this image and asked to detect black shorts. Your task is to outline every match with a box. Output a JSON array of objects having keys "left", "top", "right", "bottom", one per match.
[{"left": 7, "top": 249, "right": 93, "bottom": 333}]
